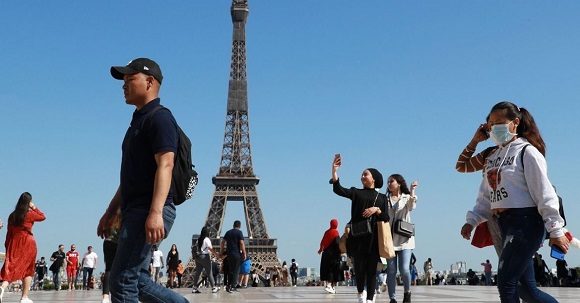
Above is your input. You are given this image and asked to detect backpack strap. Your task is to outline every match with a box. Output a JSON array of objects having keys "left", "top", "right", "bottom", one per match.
[
  {"left": 520, "top": 144, "right": 531, "bottom": 171},
  {"left": 141, "top": 105, "right": 170, "bottom": 131}
]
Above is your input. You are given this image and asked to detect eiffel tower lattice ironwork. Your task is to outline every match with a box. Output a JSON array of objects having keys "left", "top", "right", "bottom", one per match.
[{"left": 182, "top": 0, "right": 280, "bottom": 287}]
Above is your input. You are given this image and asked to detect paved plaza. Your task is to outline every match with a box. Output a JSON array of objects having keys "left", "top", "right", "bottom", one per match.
[{"left": 1, "top": 286, "right": 579, "bottom": 303}]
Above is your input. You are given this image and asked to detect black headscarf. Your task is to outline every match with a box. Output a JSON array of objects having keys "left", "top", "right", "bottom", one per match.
[{"left": 367, "top": 168, "right": 383, "bottom": 189}]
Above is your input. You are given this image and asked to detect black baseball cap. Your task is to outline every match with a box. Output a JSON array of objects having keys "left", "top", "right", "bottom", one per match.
[{"left": 110, "top": 58, "right": 163, "bottom": 84}]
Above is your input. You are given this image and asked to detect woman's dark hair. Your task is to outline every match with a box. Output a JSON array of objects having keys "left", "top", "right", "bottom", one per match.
[
  {"left": 488, "top": 101, "right": 546, "bottom": 156},
  {"left": 171, "top": 243, "right": 179, "bottom": 254},
  {"left": 387, "top": 174, "right": 410, "bottom": 195},
  {"left": 198, "top": 226, "right": 209, "bottom": 250},
  {"left": 9, "top": 192, "right": 32, "bottom": 226}
]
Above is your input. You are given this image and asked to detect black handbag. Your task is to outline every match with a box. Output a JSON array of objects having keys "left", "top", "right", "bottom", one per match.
[
  {"left": 350, "top": 219, "right": 372, "bottom": 237},
  {"left": 394, "top": 219, "right": 415, "bottom": 238},
  {"left": 349, "top": 192, "right": 379, "bottom": 238}
]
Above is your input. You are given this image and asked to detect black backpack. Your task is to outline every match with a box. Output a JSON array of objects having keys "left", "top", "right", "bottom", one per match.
[
  {"left": 145, "top": 106, "right": 198, "bottom": 205},
  {"left": 520, "top": 144, "right": 566, "bottom": 227},
  {"left": 290, "top": 262, "right": 297, "bottom": 273}
]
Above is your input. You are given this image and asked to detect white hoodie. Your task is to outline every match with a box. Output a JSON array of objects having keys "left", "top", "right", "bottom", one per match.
[{"left": 466, "top": 138, "right": 565, "bottom": 238}]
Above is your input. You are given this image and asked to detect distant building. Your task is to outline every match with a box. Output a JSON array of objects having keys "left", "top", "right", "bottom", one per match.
[
  {"left": 450, "top": 261, "right": 467, "bottom": 274},
  {"left": 299, "top": 267, "right": 318, "bottom": 279}
]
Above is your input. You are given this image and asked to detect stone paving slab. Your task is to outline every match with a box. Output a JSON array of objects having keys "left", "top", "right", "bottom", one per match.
[{"left": 1, "top": 285, "right": 579, "bottom": 302}]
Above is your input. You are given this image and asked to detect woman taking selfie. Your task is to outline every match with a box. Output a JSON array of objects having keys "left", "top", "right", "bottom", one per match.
[
  {"left": 460, "top": 101, "right": 568, "bottom": 303},
  {"left": 331, "top": 154, "right": 389, "bottom": 303}
]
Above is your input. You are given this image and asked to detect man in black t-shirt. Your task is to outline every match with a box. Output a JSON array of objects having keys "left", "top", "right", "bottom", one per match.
[
  {"left": 49, "top": 244, "right": 66, "bottom": 290},
  {"left": 221, "top": 220, "right": 246, "bottom": 292},
  {"left": 97, "top": 57, "right": 188, "bottom": 303}
]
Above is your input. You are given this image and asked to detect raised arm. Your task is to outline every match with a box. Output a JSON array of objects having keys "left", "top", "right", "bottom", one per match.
[
  {"left": 331, "top": 154, "right": 354, "bottom": 198},
  {"left": 28, "top": 203, "right": 46, "bottom": 222},
  {"left": 456, "top": 124, "right": 490, "bottom": 173}
]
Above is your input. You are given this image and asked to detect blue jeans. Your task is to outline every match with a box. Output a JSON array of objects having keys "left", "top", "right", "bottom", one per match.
[
  {"left": 497, "top": 208, "right": 557, "bottom": 303},
  {"left": 485, "top": 272, "right": 492, "bottom": 286},
  {"left": 109, "top": 204, "right": 189, "bottom": 303},
  {"left": 83, "top": 267, "right": 94, "bottom": 289},
  {"left": 387, "top": 249, "right": 412, "bottom": 299},
  {"left": 52, "top": 270, "right": 60, "bottom": 290}
]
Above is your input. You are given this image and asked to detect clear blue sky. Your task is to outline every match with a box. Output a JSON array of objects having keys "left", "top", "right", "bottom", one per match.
[{"left": 1, "top": 1, "right": 579, "bottom": 275}]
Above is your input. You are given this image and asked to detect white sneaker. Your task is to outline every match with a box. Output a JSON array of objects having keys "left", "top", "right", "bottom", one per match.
[
  {"left": 102, "top": 299, "right": 111, "bottom": 303},
  {"left": 20, "top": 298, "right": 34, "bottom": 303},
  {"left": 212, "top": 287, "right": 219, "bottom": 293},
  {"left": 328, "top": 287, "right": 336, "bottom": 294},
  {"left": 358, "top": 293, "right": 365, "bottom": 303},
  {"left": 0, "top": 287, "right": 4, "bottom": 303},
  {"left": 324, "top": 286, "right": 333, "bottom": 293}
]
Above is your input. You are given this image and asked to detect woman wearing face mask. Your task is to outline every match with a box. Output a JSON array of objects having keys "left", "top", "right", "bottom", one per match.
[
  {"left": 385, "top": 174, "right": 418, "bottom": 303},
  {"left": 460, "top": 101, "right": 569, "bottom": 303},
  {"left": 331, "top": 154, "right": 389, "bottom": 303},
  {"left": 455, "top": 119, "right": 504, "bottom": 256}
]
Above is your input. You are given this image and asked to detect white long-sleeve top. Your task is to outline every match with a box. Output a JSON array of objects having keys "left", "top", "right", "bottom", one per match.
[
  {"left": 387, "top": 193, "right": 417, "bottom": 250},
  {"left": 466, "top": 138, "right": 565, "bottom": 238}
]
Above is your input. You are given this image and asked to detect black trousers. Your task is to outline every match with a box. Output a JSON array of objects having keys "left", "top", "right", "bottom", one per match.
[
  {"left": 102, "top": 240, "right": 118, "bottom": 295},
  {"left": 354, "top": 254, "right": 379, "bottom": 301},
  {"left": 226, "top": 254, "right": 241, "bottom": 289}
]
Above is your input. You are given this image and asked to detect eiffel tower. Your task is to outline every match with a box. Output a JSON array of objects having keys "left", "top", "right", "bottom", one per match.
[{"left": 182, "top": 0, "right": 280, "bottom": 287}]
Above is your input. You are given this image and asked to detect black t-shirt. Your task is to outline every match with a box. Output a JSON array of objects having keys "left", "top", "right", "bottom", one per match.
[
  {"left": 120, "top": 99, "right": 179, "bottom": 209},
  {"left": 223, "top": 228, "right": 244, "bottom": 257},
  {"left": 50, "top": 250, "right": 65, "bottom": 272},
  {"left": 36, "top": 260, "right": 47, "bottom": 275}
]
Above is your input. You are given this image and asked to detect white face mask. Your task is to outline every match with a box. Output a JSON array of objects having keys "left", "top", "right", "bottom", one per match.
[{"left": 490, "top": 123, "right": 517, "bottom": 145}]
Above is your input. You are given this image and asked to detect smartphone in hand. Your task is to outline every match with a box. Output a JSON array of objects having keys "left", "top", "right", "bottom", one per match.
[
  {"left": 550, "top": 245, "right": 565, "bottom": 260},
  {"left": 334, "top": 153, "right": 342, "bottom": 166}
]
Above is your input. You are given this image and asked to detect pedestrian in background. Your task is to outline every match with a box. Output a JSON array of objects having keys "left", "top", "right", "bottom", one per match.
[
  {"left": 318, "top": 218, "right": 342, "bottom": 294},
  {"left": 166, "top": 244, "right": 179, "bottom": 288},
  {"left": 481, "top": 260, "right": 493, "bottom": 286},
  {"left": 82, "top": 246, "right": 98, "bottom": 290},
  {"left": 191, "top": 227, "right": 219, "bottom": 294},
  {"left": 423, "top": 258, "right": 433, "bottom": 286},
  {"left": 289, "top": 259, "right": 299, "bottom": 287},
  {"left": 66, "top": 244, "right": 80, "bottom": 291},
  {"left": 50, "top": 244, "right": 66, "bottom": 291},
  {"left": 221, "top": 220, "right": 246, "bottom": 293},
  {"left": 0, "top": 192, "right": 46, "bottom": 303}
]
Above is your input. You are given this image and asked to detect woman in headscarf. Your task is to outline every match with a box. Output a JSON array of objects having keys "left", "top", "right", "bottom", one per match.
[
  {"left": 318, "top": 218, "right": 343, "bottom": 294},
  {"left": 331, "top": 154, "right": 389, "bottom": 303}
]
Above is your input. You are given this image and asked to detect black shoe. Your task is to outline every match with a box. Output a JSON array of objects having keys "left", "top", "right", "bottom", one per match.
[
  {"left": 226, "top": 287, "right": 232, "bottom": 293},
  {"left": 390, "top": 299, "right": 397, "bottom": 303},
  {"left": 403, "top": 292, "right": 411, "bottom": 303}
]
